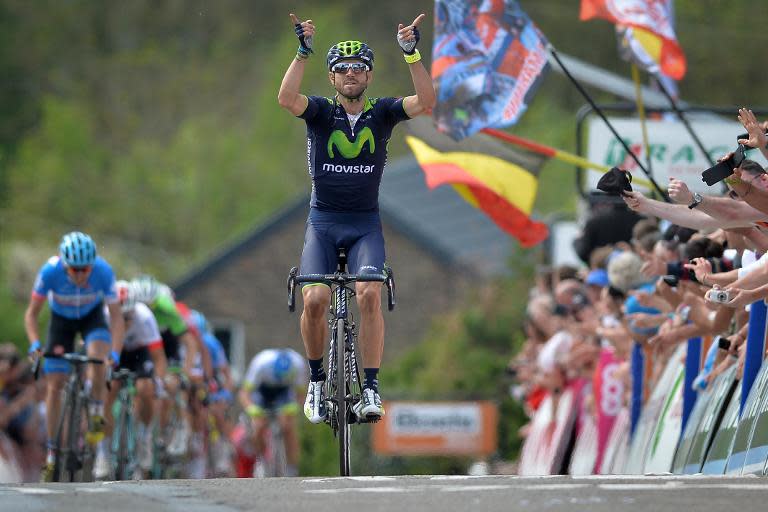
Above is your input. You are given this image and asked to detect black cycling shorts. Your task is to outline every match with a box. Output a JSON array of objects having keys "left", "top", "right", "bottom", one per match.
[
  {"left": 119, "top": 347, "right": 154, "bottom": 379},
  {"left": 44, "top": 305, "right": 110, "bottom": 374}
]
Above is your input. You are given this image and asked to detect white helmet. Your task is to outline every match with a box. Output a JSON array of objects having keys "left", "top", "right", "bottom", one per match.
[{"left": 116, "top": 279, "right": 136, "bottom": 313}]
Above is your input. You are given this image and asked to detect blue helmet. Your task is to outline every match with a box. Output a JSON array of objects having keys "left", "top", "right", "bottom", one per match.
[
  {"left": 59, "top": 231, "right": 97, "bottom": 267},
  {"left": 190, "top": 309, "right": 209, "bottom": 335},
  {"left": 273, "top": 350, "right": 295, "bottom": 383}
]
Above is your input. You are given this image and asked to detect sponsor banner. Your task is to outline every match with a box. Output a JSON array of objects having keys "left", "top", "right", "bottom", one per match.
[
  {"left": 585, "top": 117, "right": 768, "bottom": 194},
  {"left": 593, "top": 348, "right": 624, "bottom": 472},
  {"left": 372, "top": 401, "right": 497, "bottom": 456}
]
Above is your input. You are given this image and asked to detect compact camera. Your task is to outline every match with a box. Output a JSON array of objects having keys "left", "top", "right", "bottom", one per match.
[{"left": 709, "top": 289, "right": 731, "bottom": 304}]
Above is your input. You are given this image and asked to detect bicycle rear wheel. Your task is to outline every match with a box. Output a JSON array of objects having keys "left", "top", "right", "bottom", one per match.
[{"left": 335, "top": 318, "right": 351, "bottom": 476}]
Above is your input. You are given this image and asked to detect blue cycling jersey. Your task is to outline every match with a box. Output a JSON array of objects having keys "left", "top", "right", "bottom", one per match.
[
  {"left": 202, "top": 332, "right": 227, "bottom": 370},
  {"left": 299, "top": 95, "right": 410, "bottom": 212},
  {"left": 32, "top": 256, "right": 117, "bottom": 319}
]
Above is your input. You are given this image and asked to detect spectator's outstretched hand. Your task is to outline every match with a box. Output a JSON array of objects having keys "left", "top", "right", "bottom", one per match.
[
  {"left": 621, "top": 190, "right": 647, "bottom": 213},
  {"left": 668, "top": 177, "right": 695, "bottom": 205},
  {"left": 737, "top": 108, "right": 768, "bottom": 150},
  {"left": 683, "top": 257, "right": 712, "bottom": 283}
]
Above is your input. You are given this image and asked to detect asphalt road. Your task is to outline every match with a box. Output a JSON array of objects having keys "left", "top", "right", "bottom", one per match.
[{"left": 2, "top": 475, "right": 768, "bottom": 512}]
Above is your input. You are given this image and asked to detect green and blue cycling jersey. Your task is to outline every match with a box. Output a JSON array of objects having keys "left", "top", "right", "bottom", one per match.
[{"left": 299, "top": 95, "right": 410, "bottom": 212}]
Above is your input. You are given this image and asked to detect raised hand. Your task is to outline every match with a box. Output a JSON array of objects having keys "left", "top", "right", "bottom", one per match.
[
  {"left": 290, "top": 13, "right": 315, "bottom": 55},
  {"left": 667, "top": 177, "right": 694, "bottom": 205},
  {"left": 397, "top": 13, "right": 426, "bottom": 54},
  {"left": 737, "top": 108, "right": 768, "bottom": 150},
  {"left": 683, "top": 257, "right": 712, "bottom": 284}
]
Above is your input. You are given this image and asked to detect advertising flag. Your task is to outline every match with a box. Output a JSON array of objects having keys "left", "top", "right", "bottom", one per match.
[{"left": 432, "top": 0, "right": 550, "bottom": 140}]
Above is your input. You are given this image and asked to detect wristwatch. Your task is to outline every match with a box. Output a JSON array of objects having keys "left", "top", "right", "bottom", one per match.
[{"left": 688, "top": 192, "right": 703, "bottom": 209}]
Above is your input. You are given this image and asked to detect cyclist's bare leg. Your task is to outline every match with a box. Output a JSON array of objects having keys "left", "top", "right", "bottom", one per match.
[
  {"left": 355, "top": 282, "right": 384, "bottom": 368},
  {"left": 279, "top": 413, "right": 299, "bottom": 468},
  {"left": 103, "top": 381, "right": 121, "bottom": 439},
  {"left": 249, "top": 417, "right": 268, "bottom": 458},
  {"left": 86, "top": 340, "right": 110, "bottom": 406},
  {"left": 135, "top": 378, "right": 154, "bottom": 426},
  {"left": 44, "top": 373, "right": 68, "bottom": 444},
  {"left": 300, "top": 285, "right": 331, "bottom": 360}
]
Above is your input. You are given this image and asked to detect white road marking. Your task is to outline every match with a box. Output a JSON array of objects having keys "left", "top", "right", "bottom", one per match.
[
  {"left": 520, "top": 484, "right": 591, "bottom": 490},
  {"left": 75, "top": 487, "right": 110, "bottom": 493},
  {"left": 439, "top": 485, "right": 511, "bottom": 492},
  {"left": 6, "top": 487, "right": 64, "bottom": 495},
  {"left": 305, "top": 487, "right": 408, "bottom": 494},
  {"left": 302, "top": 476, "right": 396, "bottom": 484}
]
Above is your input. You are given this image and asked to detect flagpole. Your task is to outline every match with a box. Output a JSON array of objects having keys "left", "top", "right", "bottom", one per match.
[
  {"left": 631, "top": 64, "right": 654, "bottom": 177},
  {"left": 653, "top": 74, "right": 715, "bottom": 166},
  {"left": 480, "top": 127, "right": 655, "bottom": 190},
  {"left": 547, "top": 45, "right": 670, "bottom": 201}
]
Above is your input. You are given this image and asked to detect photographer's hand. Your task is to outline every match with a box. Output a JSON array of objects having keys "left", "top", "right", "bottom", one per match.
[
  {"left": 668, "top": 177, "right": 694, "bottom": 205},
  {"left": 683, "top": 257, "right": 712, "bottom": 284}
]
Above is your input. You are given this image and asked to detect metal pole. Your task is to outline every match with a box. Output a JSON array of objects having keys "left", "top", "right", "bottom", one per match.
[
  {"left": 682, "top": 337, "right": 702, "bottom": 434},
  {"left": 548, "top": 45, "right": 670, "bottom": 201},
  {"left": 741, "top": 300, "right": 767, "bottom": 416}
]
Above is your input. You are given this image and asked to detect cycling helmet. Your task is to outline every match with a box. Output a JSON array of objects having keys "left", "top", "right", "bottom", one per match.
[
  {"left": 59, "top": 231, "right": 97, "bottom": 267},
  {"left": 190, "top": 309, "right": 209, "bottom": 335},
  {"left": 116, "top": 280, "right": 136, "bottom": 313},
  {"left": 131, "top": 275, "right": 159, "bottom": 304},
  {"left": 327, "top": 40, "right": 374, "bottom": 71},
  {"left": 273, "top": 350, "right": 296, "bottom": 383}
]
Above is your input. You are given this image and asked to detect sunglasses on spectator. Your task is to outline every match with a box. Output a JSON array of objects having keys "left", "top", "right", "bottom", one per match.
[
  {"left": 727, "top": 189, "right": 740, "bottom": 200},
  {"left": 66, "top": 265, "right": 92, "bottom": 274},
  {"left": 332, "top": 62, "right": 370, "bottom": 74}
]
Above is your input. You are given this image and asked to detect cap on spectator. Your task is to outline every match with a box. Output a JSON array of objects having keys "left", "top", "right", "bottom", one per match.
[
  {"left": 597, "top": 167, "right": 633, "bottom": 195},
  {"left": 585, "top": 268, "right": 609, "bottom": 288}
]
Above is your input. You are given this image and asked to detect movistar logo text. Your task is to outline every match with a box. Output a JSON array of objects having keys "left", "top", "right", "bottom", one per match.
[{"left": 327, "top": 127, "right": 375, "bottom": 159}]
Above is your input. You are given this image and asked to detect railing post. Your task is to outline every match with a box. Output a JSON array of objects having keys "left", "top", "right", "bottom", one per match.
[
  {"left": 741, "top": 300, "right": 767, "bottom": 416},
  {"left": 681, "top": 337, "right": 702, "bottom": 434},
  {"left": 630, "top": 341, "right": 644, "bottom": 436}
]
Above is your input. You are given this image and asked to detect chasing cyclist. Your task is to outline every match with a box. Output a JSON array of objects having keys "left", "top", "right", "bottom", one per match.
[
  {"left": 24, "top": 232, "right": 125, "bottom": 481},
  {"left": 98, "top": 280, "right": 170, "bottom": 479},
  {"left": 234, "top": 348, "right": 306, "bottom": 477},
  {"left": 278, "top": 13, "right": 435, "bottom": 424}
]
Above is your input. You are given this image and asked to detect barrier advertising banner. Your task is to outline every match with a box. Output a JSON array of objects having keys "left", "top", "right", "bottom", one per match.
[
  {"left": 372, "top": 401, "right": 497, "bottom": 457},
  {"left": 585, "top": 117, "right": 768, "bottom": 194}
]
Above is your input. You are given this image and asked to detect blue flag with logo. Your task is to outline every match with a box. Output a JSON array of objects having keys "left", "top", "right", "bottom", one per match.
[{"left": 432, "top": 0, "right": 550, "bottom": 140}]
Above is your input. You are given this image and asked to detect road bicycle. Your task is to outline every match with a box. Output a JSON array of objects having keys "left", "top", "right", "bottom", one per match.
[
  {"left": 35, "top": 352, "right": 105, "bottom": 482},
  {"left": 110, "top": 368, "right": 138, "bottom": 480},
  {"left": 288, "top": 248, "right": 395, "bottom": 476}
]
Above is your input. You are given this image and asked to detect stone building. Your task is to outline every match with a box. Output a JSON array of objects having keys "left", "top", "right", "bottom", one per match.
[{"left": 173, "top": 157, "right": 517, "bottom": 377}]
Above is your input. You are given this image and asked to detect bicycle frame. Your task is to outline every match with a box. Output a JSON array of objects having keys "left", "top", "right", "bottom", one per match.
[{"left": 287, "top": 250, "right": 395, "bottom": 476}]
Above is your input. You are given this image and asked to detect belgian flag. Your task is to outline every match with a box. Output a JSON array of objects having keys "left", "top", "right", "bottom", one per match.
[{"left": 405, "top": 117, "right": 548, "bottom": 248}]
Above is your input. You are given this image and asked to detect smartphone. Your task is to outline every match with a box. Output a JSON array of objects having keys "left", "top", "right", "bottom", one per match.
[
  {"left": 737, "top": 132, "right": 768, "bottom": 142},
  {"left": 702, "top": 161, "right": 734, "bottom": 186},
  {"left": 717, "top": 336, "right": 731, "bottom": 351}
]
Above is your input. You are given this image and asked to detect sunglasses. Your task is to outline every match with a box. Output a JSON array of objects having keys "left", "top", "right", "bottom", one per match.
[
  {"left": 67, "top": 265, "right": 92, "bottom": 274},
  {"left": 332, "top": 62, "right": 370, "bottom": 74}
]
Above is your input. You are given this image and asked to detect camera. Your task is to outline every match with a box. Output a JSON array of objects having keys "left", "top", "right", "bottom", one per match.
[
  {"left": 709, "top": 289, "right": 731, "bottom": 304},
  {"left": 716, "top": 336, "right": 732, "bottom": 351},
  {"left": 662, "top": 275, "right": 679, "bottom": 287},
  {"left": 701, "top": 144, "right": 747, "bottom": 186}
]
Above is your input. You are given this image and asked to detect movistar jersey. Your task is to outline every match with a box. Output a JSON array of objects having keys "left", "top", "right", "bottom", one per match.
[
  {"left": 32, "top": 256, "right": 117, "bottom": 319},
  {"left": 299, "top": 95, "right": 410, "bottom": 212}
]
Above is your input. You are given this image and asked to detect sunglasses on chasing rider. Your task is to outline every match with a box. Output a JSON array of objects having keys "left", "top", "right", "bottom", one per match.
[
  {"left": 331, "top": 62, "right": 370, "bottom": 74},
  {"left": 66, "top": 265, "right": 92, "bottom": 274}
]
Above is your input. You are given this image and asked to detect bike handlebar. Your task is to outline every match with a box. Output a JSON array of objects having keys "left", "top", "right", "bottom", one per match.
[
  {"left": 288, "top": 267, "right": 396, "bottom": 312},
  {"left": 33, "top": 352, "right": 106, "bottom": 381}
]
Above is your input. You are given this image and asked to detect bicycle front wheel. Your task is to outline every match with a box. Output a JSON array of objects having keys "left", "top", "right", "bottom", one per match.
[{"left": 335, "top": 318, "right": 351, "bottom": 476}]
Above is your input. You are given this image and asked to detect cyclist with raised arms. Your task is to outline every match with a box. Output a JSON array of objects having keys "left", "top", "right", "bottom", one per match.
[
  {"left": 24, "top": 232, "right": 125, "bottom": 481},
  {"left": 235, "top": 348, "right": 306, "bottom": 477},
  {"left": 278, "top": 12, "right": 435, "bottom": 424}
]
